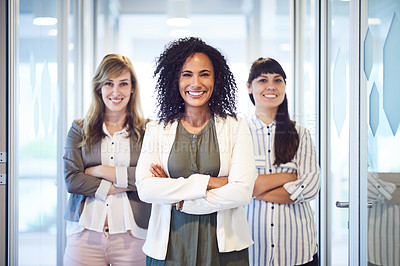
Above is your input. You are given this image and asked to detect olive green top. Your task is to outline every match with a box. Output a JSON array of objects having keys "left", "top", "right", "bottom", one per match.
[{"left": 146, "top": 118, "right": 249, "bottom": 266}]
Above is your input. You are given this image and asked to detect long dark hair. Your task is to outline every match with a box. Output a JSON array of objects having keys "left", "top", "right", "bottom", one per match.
[
  {"left": 154, "top": 37, "right": 237, "bottom": 123},
  {"left": 247, "top": 57, "right": 299, "bottom": 166}
]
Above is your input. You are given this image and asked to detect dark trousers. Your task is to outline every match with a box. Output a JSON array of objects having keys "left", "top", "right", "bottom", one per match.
[{"left": 296, "top": 253, "right": 319, "bottom": 266}]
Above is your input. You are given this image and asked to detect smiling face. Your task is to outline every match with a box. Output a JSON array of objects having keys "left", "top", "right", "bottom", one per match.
[
  {"left": 101, "top": 70, "right": 133, "bottom": 116},
  {"left": 247, "top": 73, "right": 286, "bottom": 115},
  {"left": 179, "top": 52, "right": 215, "bottom": 112}
]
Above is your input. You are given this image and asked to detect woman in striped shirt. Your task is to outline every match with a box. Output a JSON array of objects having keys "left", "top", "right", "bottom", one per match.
[{"left": 245, "top": 57, "right": 320, "bottom": 266}]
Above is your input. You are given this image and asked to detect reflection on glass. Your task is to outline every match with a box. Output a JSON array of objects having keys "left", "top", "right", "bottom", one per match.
[{"left": 367, "top": 1, "right": 400, "bottom": 266}]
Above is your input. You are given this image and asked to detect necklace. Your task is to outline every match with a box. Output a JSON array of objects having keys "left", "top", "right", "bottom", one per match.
[{"left": 105, "top": 121, "right": 118, "bottom": 127}]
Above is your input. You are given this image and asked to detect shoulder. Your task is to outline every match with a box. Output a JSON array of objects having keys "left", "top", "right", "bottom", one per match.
[
  {"left": 69, "top": 119, "right": 84, "bottom": 135},
  {"left": 145, "top": 119, "right": 178, "bottom": 134},
  {"left": 294, "top": 122, "right": 313, "bottom": 141}
]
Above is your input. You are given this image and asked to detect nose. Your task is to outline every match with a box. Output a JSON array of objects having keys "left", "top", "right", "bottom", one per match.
[
  {"left": 112, "top": 84, "right": 121, "bottom": 94},
  {"left": 191, "top": 75, "right": 201, "bottom": 88},
  {"left": 266, "top": 83, "right": 276, "bottom": 90}
]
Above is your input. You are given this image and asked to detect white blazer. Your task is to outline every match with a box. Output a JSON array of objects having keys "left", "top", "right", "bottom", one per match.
[{"left": 136, "top": 115, "right": 256, "bottom": 260}]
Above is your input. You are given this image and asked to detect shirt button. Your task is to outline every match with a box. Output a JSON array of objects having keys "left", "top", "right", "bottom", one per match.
[
  {"left": 301, "top": 185, "right": 304, "bottom": 188},
  {"left": 268, "top": 149, "right": 271, "bottom": 153},
  {"left": 105, "top": 228, "right": 109, "bottom": 232},
  {"left": 271, "top": 206, "right": 274, "bottom": 209},
  {"left": 106, "top": 204, "right": 109, "bottom": 206},
  {"left": 271, "top": 244, "right": 275, "bottom": 248},
  {"left": 269, "top": 169, "right": 272, "bottom": 173},
  {"left": 268, "top": 133, "right": 271, "bottom": 136},
  {"left": 271, "top": 223, "right": 274, "bottom": 226},
  {"left": 267, "top": 126, "right": 269, "bottom": 129},
  {"left": 111, "top": 157, "right": 113, "bottom": 159},
  {"left": 112, "top": 142, "right": 114, "bottom": 145}
]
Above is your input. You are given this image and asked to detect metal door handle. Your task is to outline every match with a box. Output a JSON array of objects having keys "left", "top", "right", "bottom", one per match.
[
  {"left": 335, "top": 201, "right": 373, "bottom": 208},
  {"left": 336, "top": 201, "right": 349, "bottom": 208}
]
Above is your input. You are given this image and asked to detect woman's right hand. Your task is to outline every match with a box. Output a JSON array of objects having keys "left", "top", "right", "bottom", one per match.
[
  {"left": 149, "top": 163, "right": 167, "bottom": 178},
  {"left": 207, "top": 176, "right": 228, "bottom": 190},
  {"left": 108, "top": 183, "right": 132, "bottom": 195}
]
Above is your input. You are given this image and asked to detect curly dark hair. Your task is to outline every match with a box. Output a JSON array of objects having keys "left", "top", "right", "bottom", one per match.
[{"left": 154, "top": 37, "right": 237, "bottom": 123}]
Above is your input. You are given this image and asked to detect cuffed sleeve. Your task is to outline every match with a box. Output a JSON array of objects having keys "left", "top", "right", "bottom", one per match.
[
  {"left": 115, "top": 166, "right": 128, "bottom": 188},
  {"left": 283, "top": 126, "right": 320, "bottom": 203},
  {"left": 368, "top": 173, "right": 396, "bottom": 203},
  {"left": 95, "top": 179, "right": 112, "bottom": 201}
]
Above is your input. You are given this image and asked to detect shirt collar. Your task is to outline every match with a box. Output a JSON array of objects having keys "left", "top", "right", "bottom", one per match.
[
  {"left": 251, "top": 113, "right": 276, "bottom": 130},
  {"left": 102, "top": 122, "right": 129, "bottom": 137}
]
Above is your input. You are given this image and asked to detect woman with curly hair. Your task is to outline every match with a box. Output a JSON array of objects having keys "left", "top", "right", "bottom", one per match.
[
  {"left": 63, "top": 54, "right": 151, "bottom": 265},
  {"left": 136, "top": 37, "right": 256, "bottom": 265}
]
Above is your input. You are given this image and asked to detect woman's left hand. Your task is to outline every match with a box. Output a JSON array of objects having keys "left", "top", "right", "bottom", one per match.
[{"left": 150, "top": 163, "right": 168, "bottom": 178}]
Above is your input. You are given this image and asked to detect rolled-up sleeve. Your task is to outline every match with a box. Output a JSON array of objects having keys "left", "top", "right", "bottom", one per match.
[
  {"left": 367, "top": 173, "right": 396, "bottom": 203},
  {"left": 283, "top": 127, "right": 320, "bottom": 203}
]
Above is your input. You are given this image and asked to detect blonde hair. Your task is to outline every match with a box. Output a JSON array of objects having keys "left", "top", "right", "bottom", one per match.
[{"left": 81, "top": 54, "right": 145, "bottom": 146}]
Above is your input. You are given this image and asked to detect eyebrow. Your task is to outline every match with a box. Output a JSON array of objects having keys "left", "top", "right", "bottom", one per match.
[
  {"left": 181, "top": 69, "right": 211, "bottom": 73},
  {"left": 259, "top": 74, "right": 282, "bottom": 78},
  {"left": 106, "top": 78, "right": 129, "bottom": 81}
]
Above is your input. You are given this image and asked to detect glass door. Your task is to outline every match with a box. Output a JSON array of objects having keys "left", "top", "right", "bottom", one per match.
[
  {"left": 326, "top": 1, "right": 351, "bottom": 265},
  {"left": 364, "top": 1, "right": 400, "bottom": 266}
]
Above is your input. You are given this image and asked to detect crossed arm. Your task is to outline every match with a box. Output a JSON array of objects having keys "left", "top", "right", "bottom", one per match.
[{"left": 253, "top": 173, "right": 297, "bottom": 204}]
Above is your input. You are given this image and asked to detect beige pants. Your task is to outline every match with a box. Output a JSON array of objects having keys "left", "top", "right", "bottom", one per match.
[{"left": 63, "top": 228, "right": 146, "bottom": 266}]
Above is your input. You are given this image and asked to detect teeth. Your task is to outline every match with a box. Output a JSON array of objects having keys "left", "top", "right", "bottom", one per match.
[
  {"left": 110, "top": 98, "right": 122, "bottom": 103},
  {"left": 263, "top": 94, "right": 277, "bottom": 98},
  {"left": 188, "top": 91, "right": 204, "bottom": 96}
]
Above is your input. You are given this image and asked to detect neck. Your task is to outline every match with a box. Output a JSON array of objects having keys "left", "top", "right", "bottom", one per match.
[
  {"left": 255, "top": 108, "right": 277, "bottom": 125},
  {"left": 105, "top": 112, "right": 127, "bottom": 127},
  {"left": 182, "top": 107, "right": 212, "bottom": 128}
]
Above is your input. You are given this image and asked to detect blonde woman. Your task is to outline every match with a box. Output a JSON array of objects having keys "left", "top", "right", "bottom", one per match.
[{"left": 63, "top": 54, "right": 150, "bottom": 266}]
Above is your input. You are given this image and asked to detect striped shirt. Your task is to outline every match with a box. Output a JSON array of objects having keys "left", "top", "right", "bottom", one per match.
[
  {"left": 245, "top": 114, "right": 320, "bottom": 266},
  {"left": 367, "top": 173, "right": 399, "bottom": 266}
]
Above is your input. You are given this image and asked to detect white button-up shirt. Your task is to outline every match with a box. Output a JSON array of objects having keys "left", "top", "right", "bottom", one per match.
[{"left": 66, "top": 124, "right": 146, "bottom": 239}]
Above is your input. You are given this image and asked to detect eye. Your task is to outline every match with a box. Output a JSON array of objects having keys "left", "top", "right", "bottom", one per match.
[
  {"left": 104, "top": 81, "right": 113, "bottom": 86},
  {"left": 120, "top": 82, "right": 129, "bottom": 86},
  {"left": 200, "top": 72, "right": 210, "bottom": 77},
  {"left": 181, "top": 72, "right": 192, "bottom": 77},
  {"left": 274, "top": 79, "right": 283, "bottom": 83},
  {"left": 258, "top": 78, "right": 267, "bottom": 83}
]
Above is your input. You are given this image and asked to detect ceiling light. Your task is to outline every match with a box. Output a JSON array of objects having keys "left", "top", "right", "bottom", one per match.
[
  {"left": 368, "top": 18, "right": 382, "bottom": 25},
  {"left": 33, "top": 0, "right": 57, "bottom": 26},
  {"left": 167, "top": 0, "right": 191, "bottom": 27}
]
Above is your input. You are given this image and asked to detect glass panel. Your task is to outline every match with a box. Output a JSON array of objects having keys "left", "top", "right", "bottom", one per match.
[
  {"left": 297, "top": 0, "right": 317, "bottom": 138},
  {"left": 18, "top": 0, "right": 58, "bottom": 264},
  {"left": 366, "top": 1, "right": 400, "bottom": 266},
  {"left": 260, "top": 0, "right": 292, "bottom": 112},
  {"left": 329, "top": 0, "right": 350, "bottom": 265}
]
